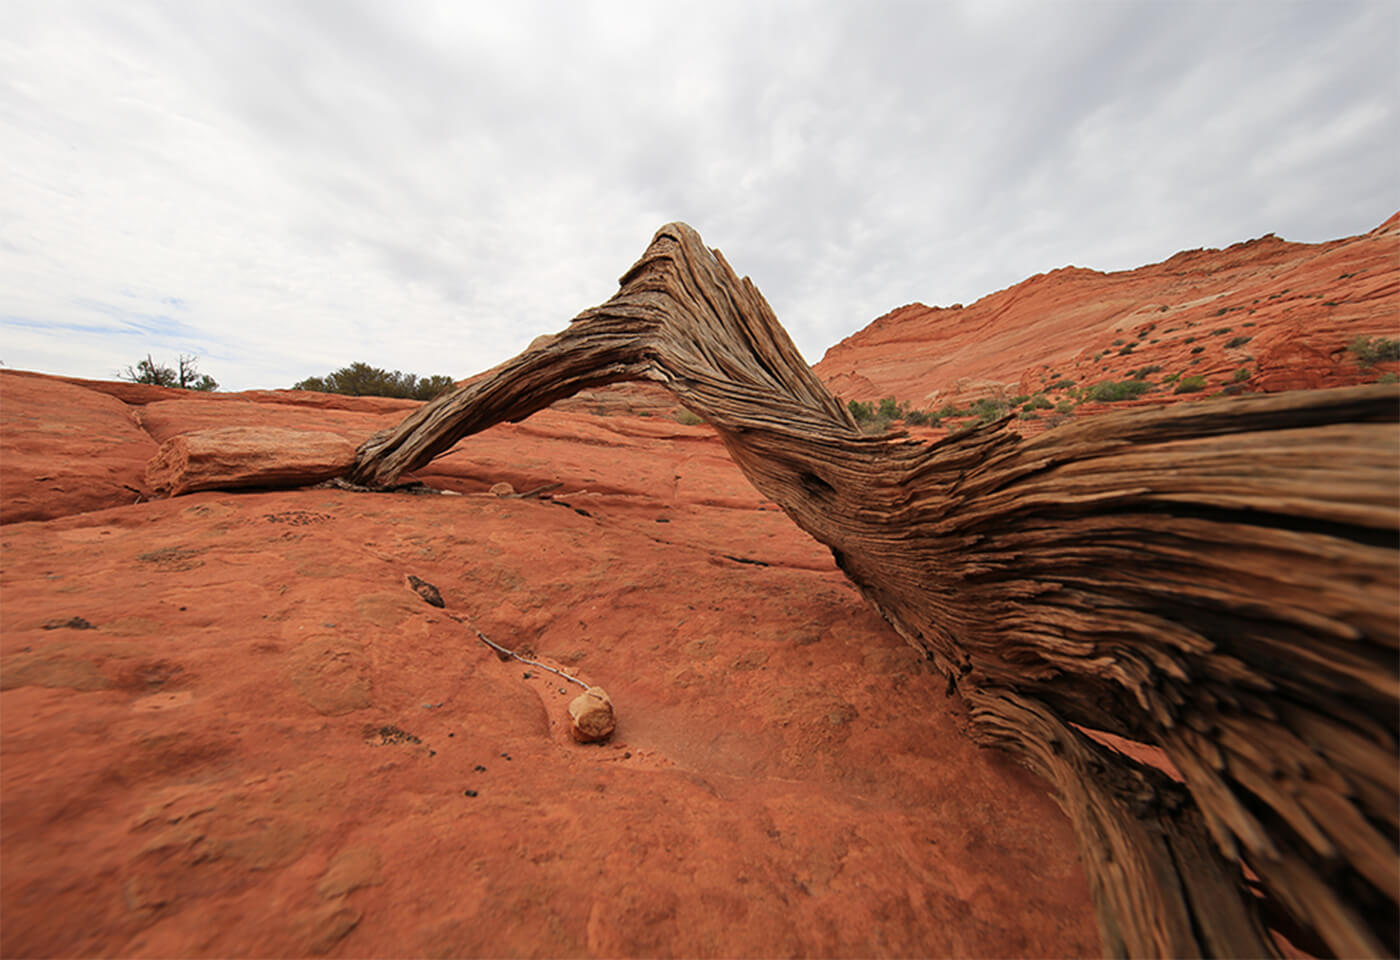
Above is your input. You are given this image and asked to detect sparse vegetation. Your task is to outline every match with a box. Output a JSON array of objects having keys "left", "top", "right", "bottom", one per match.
[
  {"left": 1174, "top": 375, "right": 1208, "bottom": 394},
  {"left": 1117, "top": 343, "right": 1136, "bottom": 355},
  {"left": 1225, "top": 336, "right": 1253, "bottom": 349},
  {"left": 1049, "top": 378, "right": 1076, "bottom": 390},
  {"left": 1128, "top": 365, "right": 1163, "bottom": 379},
  {"left": 293, "top": 362, "right": 455, "bottom": 400},
  {"left": 119, "top": 354, "right": 218, "bottom": 391},
  {"left": 1233, "top": 368, "right": 1250, "bottom": 382},
  {"left": 1163, "top": 371, "right": 1181, "bottom": 383},
  {"left": 1211, "top": 327, "right": 1233, "bottom": 336},
  {"left": 972, "top": 397, "right": 1010, "bottom": 424},
  {"left": 1348, "top": 335, "right": 1400, "bottom": 366},
  {"left": 878, "top": 396, "right": 902, "bottom": 420},
  {"left": 1191, "top": 346, "right": 1205, "bottom": 354},
  {"left": 676, "top": 409, "right": 704, "bottom": 425},
  {"left": 1086, "top": 379, "right": 1151, "bottom": 403},
  {"left": 1023, "top": 393, "right": 1053, "bottom": 411}
]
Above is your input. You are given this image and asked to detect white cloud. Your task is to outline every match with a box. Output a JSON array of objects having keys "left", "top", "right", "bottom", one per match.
[{"left": 1, "top": 0, "right": 1395, "bottom": 389}]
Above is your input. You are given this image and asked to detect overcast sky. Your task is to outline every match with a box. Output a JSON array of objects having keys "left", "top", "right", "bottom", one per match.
[{"left": 2, "top": 1, "right": 1396, "bottom": 391}]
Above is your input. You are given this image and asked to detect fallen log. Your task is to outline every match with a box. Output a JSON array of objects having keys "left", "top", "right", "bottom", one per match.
[
  {"left": 147, "top": 426, "right": 357, "bottom": 495},
  {"left": 352, "top": 223, "right": 1398, "bottom": 957}
]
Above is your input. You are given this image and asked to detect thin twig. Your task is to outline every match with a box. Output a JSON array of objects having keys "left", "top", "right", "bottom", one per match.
[{"left": 448, "top": 613, "right": 590, "bottom": 690}]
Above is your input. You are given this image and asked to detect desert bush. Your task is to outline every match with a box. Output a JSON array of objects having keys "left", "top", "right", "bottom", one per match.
[
  {"left": 1086, "top": 379, "right": 1151, "bottom": 403},
  {"left": 1174, "top": 375, "right": 1208, "bottom": 394},
  {"left": 1049, "top": 378, "right": 1075, "bottom": 390},
  {"left": 1211, "top": 327, "right": 1233, "bottom": 336},
  {"left": 1118, "top": 342, "right": 1136, "bottom": 355},
  {"left": 1191, "top": 345, "right": 1205, "bottom": 354},
  {"left": 293, "top": 362, "right": 455, "bottom": 400},
  {"left": 675, "top": 409, "right": 704, "bottom": 425},
  {"left": 877, "top": 396, "right": 902, "bottom": 420},
  {"left": 970, "top": 397, "right": 1010, "bottom": 424},
  {"left": 1348, "top": 335, "right": 1400, "bottom": 366},
  {"left": 1225, "top": 336, "right": 1253, "bottom": 349},
  {"left": 119, "top": 354, "right": 218, "bottom": 391},
  {"left": 1233, "top": 368, "right": 1250, "bottom": 383},
  {"left": 1023, "top": 393, "right": 1053, "bottom": 411},
  {"left": 1163, "top": 371, "right": 1181, "bottom": 383}
]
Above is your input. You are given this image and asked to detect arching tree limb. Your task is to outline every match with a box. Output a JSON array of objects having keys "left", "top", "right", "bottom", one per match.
[{"left": 353, "top": 223, "right": 1398, "bottom": 957}]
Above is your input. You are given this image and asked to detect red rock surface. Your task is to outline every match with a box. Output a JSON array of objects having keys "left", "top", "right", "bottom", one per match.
[
  {"left": 2, "top": 372, "right": 1098, "bottom": 957},
  {"left": 815, "top": 212, "right": 1400, "bottom": 435},
  {"left": 8, "top": 214, "right": 1389, "bottom": 956}
]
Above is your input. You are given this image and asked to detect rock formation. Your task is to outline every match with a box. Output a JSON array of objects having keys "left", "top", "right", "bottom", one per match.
[
  {"left": 2, "top": 215, "right": 1396, "bottom": 957},
  {"left": 815, "top": 212, "right": 1400, "bottom": 433}
]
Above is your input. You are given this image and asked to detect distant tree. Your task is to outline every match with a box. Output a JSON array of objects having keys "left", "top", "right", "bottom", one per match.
[
  {"left": 292, "top": 362, "right": 456, "bottom": 401},
  {"left": 119, "top": 354, "right": 218, "bottom": 391}
]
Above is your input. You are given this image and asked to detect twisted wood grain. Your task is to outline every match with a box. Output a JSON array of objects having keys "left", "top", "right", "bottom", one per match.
[{"left": 353, "top": 223, "right": 1398, "bottom": 957}]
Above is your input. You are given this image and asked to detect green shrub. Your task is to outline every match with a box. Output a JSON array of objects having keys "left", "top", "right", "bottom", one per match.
[
  {"left": 904, "top": 409, "right": 935, "bottom": 426},
  {"left": 1128, "top": 365, "right": 1163, "bottom": 379},
  {"left": 1055, "top": 399, "right": 1075, "bottom": 414},
  {"left": 1008, "top": 394, "right": 1030, "bottom": 406},
  {"left": 1118, "top": 342, "right": 1136, "bottom": 355},
  {"left": 1225, "top": 335, "right": 1252, "bottom": 348},
  {"left": 1348, "top": 335, "right": 1400, "bottom": 366},
  {"left": 1211, "top": 327, "right": 1233, "bottom": 336},
  {"left": 1174, "top": 375, "right": 1208, "bottom": 394},
  {"left": 1112, "top": 338, "right": 1125, "bottom": 346},
  {"left": 676, "top": 409, "right": 704, "bottom": 425},
  {"left": 848, "top": 399, "right": 875, "bottom": 421},
  {"left": 1049, "top": 378, "right": 1076, "bottom": 390},
  {"left": 293, "top": 362, "right": 454, "bottom": 400},
  {"left": 1183, "top": 336, "right": 1196, "bottom": 343},
  {"left": 1232, "top": 368, "right": 1250, "bottom": 382},
  {"left": 972, "top": 397, "right": 1010, "bottom": 424},
  {"left": 1086, "top": 379, "right": 1151, "bottom": 403},
  {"left": 1191, "top": 345, "right": 1205, "bottom": 354},
  {"left": 877, "top": 396, "right": 902, "bottom": 420},
  {"left": 1023, "top": 393, "right": 1053, "bottom": 411},
  {"left": 1163, "top": 371, "right": 1181, "bottom": 383},
  {"left": 1017, "top": 411, "right": 1040, "bottom": 421}
]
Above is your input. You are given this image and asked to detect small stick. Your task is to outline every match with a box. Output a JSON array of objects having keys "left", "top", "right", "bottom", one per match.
[{"left": 448, "top": 614, "right": 590, "bottom": 690}]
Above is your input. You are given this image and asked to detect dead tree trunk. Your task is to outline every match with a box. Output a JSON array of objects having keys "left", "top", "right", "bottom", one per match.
[{"left": 353, "top": 223, "right": 1398, "bottom": 958}]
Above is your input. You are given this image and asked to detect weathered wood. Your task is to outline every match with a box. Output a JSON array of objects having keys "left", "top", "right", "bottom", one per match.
[
  {"left": 353, "top": 223, "right": 1398, "bottom": 957},
  {"left": 148, "top": 427, "right": 357, "bottom": 495}
]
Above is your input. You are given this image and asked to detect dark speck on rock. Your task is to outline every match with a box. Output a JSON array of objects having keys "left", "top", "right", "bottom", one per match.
[
  {"left": 522, "top": 672, "right": 532, "bottom": 679},
  {"left": 464, "top": 789, "right": 478, "bottom": 798},
  {"left": 474, "top": 764, "right": 486, "bottom": 772}
]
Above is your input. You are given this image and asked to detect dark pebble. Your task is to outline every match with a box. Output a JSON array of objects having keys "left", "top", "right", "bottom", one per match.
[
  {"left": 464, "top": 789, "right": 478, "bottom": 797},
  {"left": 475, "top": 764, "right": 486, "bottom": 772}
]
